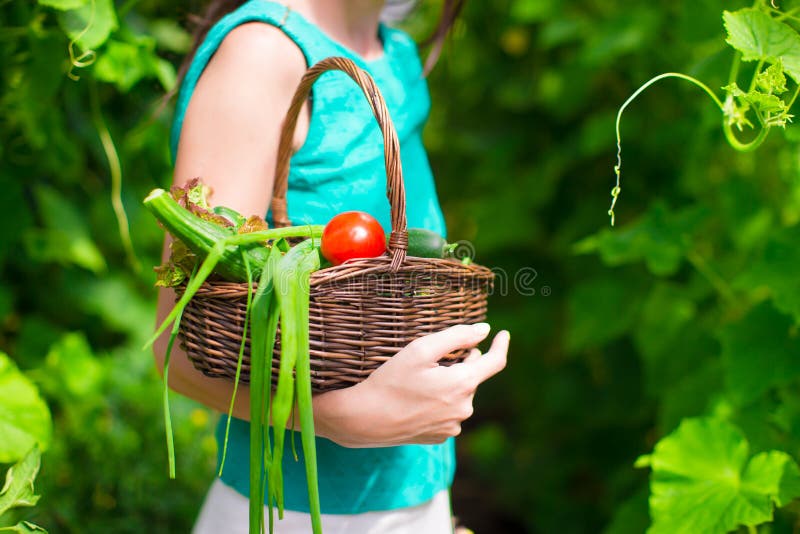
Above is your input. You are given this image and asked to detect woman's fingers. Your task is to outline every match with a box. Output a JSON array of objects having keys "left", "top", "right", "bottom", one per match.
[
  {"left": 463, "top": 348, "right": 482, "bottom": 363},
  {"left": 401, "top": 323, "right": 492, "bottom": 364},
  {"left": 463, "top": 330, "right": 510, "bottom": 385}
]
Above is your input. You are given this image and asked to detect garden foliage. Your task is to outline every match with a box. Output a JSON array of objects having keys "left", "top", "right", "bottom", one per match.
[{"left": 1, "top": 0, "right": 799, "bottom": 532}]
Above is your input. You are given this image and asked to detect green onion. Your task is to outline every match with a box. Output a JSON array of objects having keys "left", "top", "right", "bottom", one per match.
[
  {"left": 249, "top": 246, "right": 281, "bottom": 533},
  {"left": 291, "top": 244, "right": 322, "bottom": 533},
  {"left": 218, "top": 252, "right": 254, "bottom": 477},
  {"left": 162, "top": 264, "right": 197, "bottom": 479},
  {"left": 268, "top": 238, "right": 322, "bottom": 532}
]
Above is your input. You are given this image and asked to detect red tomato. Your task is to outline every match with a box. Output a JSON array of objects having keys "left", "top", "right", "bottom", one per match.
[{"left": 321, "top": 211, "right": 386, "bottom": 266}]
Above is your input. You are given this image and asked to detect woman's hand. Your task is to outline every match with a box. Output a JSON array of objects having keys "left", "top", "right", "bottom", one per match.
[{"left": 312, "top": 323, "right": 509, "bottom": 448}]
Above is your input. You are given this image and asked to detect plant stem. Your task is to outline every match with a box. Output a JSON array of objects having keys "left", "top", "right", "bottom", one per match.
[
  {"left": 748, "top": 60, "right": 765, "bottom": 92},
  {"left": 728, "top": 52, "right": 742, "bottom": 87},
  {"left": 771, "top": 6, "right": 800, "bottom": 23},
  {"left": 90, "top": 81, "right": 141, "bottom": 273},
  {"left": 722, "top": 121, "right": 770, "bottom": 152},
  {"left": 788, "top": 84, "right": 800, "bottom": 110},
  {"left": 609, "top": 73, "right": 724, "bottom": 226},
  {"left": 686, "top": 250, "right": 737, "bottom": 306}
]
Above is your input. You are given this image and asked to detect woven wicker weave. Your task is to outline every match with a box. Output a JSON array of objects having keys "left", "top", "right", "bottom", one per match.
[{"left": 178, "top": 57, "right": 494, "bottom": 392}]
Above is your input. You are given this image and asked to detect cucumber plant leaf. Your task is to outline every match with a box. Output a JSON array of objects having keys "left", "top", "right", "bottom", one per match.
[
  {"left": 23, "top": 186, "right": 106, "bottom": 274},
  {"left": 0, "top": 522, "right": 48, "bottom": 533},
  {"left": 0, "top": 355, "right": 52, "bottom": 464},
  {"left": 756, "top": 61, "right": 789, "bottom": 95},
  {"left": 93, "top": 37, "right": 177, "bottom": 92},
  {"left": 575, "top": 202, "right": 706, "bottom": 276},
  {"left": 724, "top": 61, "right": 794, "bottom": 129},
  {"left": 720, "top": 303, "right": 800, "bottom": 406},
  {"left": 565, "top": 275, "right": 643, "bottom": 354},
  {"left": 735, "top": 228, "right": 800, "bottom": 322},
  {"left": 638, "top": 417, "right": 800, "bottom": 534},
  {"left": 57, "top": 0, "right": 118, "bottom": 51},
  {"left": 723, "top": 8, "right": 800, "bottom": 83},
  {"left": 0, "top": 447, "right": 43, "bottom": 519}
]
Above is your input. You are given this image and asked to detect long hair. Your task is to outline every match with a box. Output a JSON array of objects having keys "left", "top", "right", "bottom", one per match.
[{"left": 176, "top": 0, "right": 465, "bottom": 86}]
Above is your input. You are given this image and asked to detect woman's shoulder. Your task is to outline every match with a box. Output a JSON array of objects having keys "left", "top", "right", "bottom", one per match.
[{"left": 215, "top": 22, "right": 306, "bottom": 74}]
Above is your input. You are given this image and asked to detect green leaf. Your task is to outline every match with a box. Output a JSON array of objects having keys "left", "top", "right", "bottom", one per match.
[
  {"left": 721, "top": 303, "right": 800, "bottom": 406},
  {"left": 152, "top": 58, "right": 177, "bottom": 92},
  {"left": 23, "top": 186, "right": 106, "bottom": 274},
  {"left": 643, "top": 417, "right": 800, "bottom": 534},
  {"left": 92, "top": 34, "right": 177, "bottom": 92},
  {"left": 778, "top": 455, "right": 800, "bottom": 507},
  {"left": 574, "top": 202, "right": 707, "bottom": 276},
  {"left": 93, "top": 40, "right": 155, "bottom": 92},
  {"left": 724, "top": 9, "right": 800, "bottom": 83},
  {"left": 565, "top": 275, "right": 643, "bottom": 353},
  {"left": 0, "top": 447, "right": 42, "bottom": 517},
  {"left": 148, "top": 19, "right": 192, "bottom": 54},
  {"left": 43, "top": 333, "right": 101, "bottom": 398},
  {"left": 631, "top": 282, "right": 719, "bottom": 400},
  {"left": 510, "top": 0, "right": 556, "bottom": 23},
  {"left": 57, "top": 0, "right": 118, "bottom": 50},
  {"left": 724, "top": 84, "right": 792, "bottom": 129},
  {"left": 756, "top": 61, "right": 788, "bottom": 95},
  {"left": 0, "top": 521, "right": 48, "bottom": 533},
  {"left": 0, "top": 356, "right": 52, "bottom": 464},
  {"left": 736, "top": 228, "right": 800, "bottom": 322}
]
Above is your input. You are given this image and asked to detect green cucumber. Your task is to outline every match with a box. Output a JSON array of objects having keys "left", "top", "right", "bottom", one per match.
[{"left": 402, "top": 228, "right": 452, "bottom": 259}]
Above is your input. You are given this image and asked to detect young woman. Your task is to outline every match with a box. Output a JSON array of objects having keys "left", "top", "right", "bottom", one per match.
[{"left": 154, "top": 1, "right": 510, "bottom": 532}]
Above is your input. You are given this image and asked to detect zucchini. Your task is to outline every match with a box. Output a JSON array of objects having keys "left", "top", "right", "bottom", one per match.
[
  {"left": 144, "top": 188, "right": 264, "bottom": 281},
  {"left": 402, "top": 228, "right": 452, "bottom": 259}
]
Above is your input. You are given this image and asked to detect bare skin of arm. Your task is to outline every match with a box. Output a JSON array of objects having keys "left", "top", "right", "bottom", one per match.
[{"left": 153, "top": 23, "right": 509, "bottom": 449}]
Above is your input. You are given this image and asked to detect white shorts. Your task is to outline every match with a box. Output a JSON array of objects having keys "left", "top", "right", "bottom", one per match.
[{"left": 192, "top": 479, "right": 455, "bottom": 534}]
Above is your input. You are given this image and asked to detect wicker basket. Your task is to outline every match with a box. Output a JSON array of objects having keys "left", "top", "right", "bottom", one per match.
[{"left": 178, "top": 57, "right": 494, "bottom": 392}]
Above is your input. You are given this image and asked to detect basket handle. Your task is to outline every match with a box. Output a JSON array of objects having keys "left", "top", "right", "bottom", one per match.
[{"left": 271, "top": 56, "right": 408, "bottom": 271}]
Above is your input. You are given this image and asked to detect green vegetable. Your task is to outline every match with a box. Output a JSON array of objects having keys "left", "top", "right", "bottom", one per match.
[
  {"left": 249, "top": 246, "right": 281, "bottom": 534},
  {"left": 144, "top": 188, "right": 261, "bottom": 281},
  {"left": 251, "top": 239, "right": 321, "bottom": 534},
  {"left": 286, "top": 242, "right": 322, "bottom": 534},
  {"left": 143, "top": 188, "right": 324, "bottom": 282},
  {"left": 270, "top": 241, "right": 311, "bottom": 516},
  {"left": 162, "top": 265, "right": 196, "bottom": 479},
  {"left": 400, "top": 228, "right": 455, "bottom": 259}
]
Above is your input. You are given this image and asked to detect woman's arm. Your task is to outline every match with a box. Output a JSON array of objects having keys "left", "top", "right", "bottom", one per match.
[
  {"left": 154, "top": 22, "right": 509, "bottom": 448},
  {"left": 153, "top": 22, "right": 309, "bottom": 420}
]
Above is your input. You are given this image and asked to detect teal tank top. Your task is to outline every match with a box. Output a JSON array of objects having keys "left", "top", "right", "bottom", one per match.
[{"left": 170, "top": 0, "right": 454, "bottom": 514}]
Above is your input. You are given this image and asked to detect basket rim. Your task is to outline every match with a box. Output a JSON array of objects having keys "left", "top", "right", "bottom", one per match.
[{"left": 174, "top": 255, "right": 494, "bottom": 295}]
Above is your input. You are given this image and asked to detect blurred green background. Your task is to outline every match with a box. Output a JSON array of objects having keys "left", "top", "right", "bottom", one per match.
[{"left": 2, "top": 0, "right": 800, "bottom": 532}]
